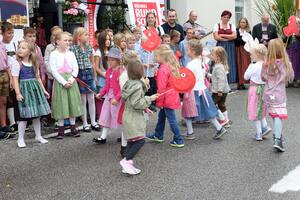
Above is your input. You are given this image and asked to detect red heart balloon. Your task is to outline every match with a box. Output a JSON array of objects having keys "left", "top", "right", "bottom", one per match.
[
  {"left": 170, "top": 67, "right": 196, "bottom": 93},
  {"left": 141, "top": 27, "right": 161, "bottom": 51},
  {"left": 283, "top": 16, "right": 299, "bottom": 37}
]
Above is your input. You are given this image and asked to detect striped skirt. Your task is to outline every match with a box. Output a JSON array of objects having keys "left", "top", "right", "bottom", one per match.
[{"left": 18, "top": 79, "right": 51, "bottom": 119}]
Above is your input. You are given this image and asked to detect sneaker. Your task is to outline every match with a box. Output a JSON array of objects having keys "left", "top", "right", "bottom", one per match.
[
  {"left": 17, "top": 139, "right": 26, "bottom": 148},
  {"left": 0, "top": 126, "right": 10, "bottom": 133},
  {"left": 146, "top": 134, "right": 164, "bottom": 143},
  {"left": 9, "top": 124, "right": 18, "bottom": 132},
  {"left": 262, "top": 127, "right": 272, "bottom": 137},
  {"left": 273, "top": 138, "right": 285, "bottom": 152},
  {"left": 120, "top": 159, "right": 140, "bottom": 175},
  {"left": 255, "top": 132, "right": 263, "bottom": 141},
  {"left": 214, "top": 127, "right": 227, "bottom": 139},
  {"left": 93, "top": 137, "right": 107, "bottom": 144},
  {"left": 218, "top": 119, "right": 229, "bottom": 127},
  {"left": 35, "top": 136, "right": 48, "bottom": 144},
  {"left": 82, "top": 126, "right": 91, "bottom": 132},
  {"left": 169, "top": 140, "right": 184, "bottom": 148},
  {"left": 183, "top": 133, "right": 196, "bottom": 140}
]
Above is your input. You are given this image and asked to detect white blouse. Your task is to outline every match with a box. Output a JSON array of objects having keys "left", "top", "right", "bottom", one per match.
[{"left": 244, "top": 61, "right": 265, "bottom": 84}]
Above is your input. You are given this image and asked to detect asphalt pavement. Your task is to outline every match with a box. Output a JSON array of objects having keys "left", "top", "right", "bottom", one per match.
[{"left": 1, "top": 88, "right": 300, "bottom": 200}]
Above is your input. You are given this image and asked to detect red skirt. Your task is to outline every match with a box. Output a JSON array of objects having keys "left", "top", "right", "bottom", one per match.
[{"left": 236, "top": 45, "right": 251, "bottom": 85}]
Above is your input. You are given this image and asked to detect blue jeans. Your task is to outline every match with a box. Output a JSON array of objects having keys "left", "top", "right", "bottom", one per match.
[{"left": 154, "top": 108, "right": 183, "bottom": 143}]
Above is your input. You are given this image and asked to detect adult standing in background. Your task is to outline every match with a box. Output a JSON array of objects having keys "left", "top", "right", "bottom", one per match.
[
  {"left": 183, "top": 10, "right": 210, "bottom": 38},
  {"left": 179, "top": 27, "right": 195, "bottom": 67},
  {"left": 39, "top": 0, "right": 58, "bottom": 43},
  {"left": 213, "top": 10, "right": 237, "bottom": 84},
  {"left": 235, "top": 17, "right": 251, "bottom": 89},
  {"left": 160, "top": 9, "right": 185, "bottom": 42},
  {"left": 252, "top": 14, "right": 278, "bottom": 46}
]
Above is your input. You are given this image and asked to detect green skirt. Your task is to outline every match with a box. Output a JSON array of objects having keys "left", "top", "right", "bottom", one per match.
[
  {"left": 52, "top": 74, "right": 83, "bottom": 120},
  {"left": 18, "top": 79, "right": 51, "bottom": 119}
]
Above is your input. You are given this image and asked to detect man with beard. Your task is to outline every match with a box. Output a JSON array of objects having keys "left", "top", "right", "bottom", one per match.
[{"left": 160, "top": 9, "right": 185, "bottom": 42}]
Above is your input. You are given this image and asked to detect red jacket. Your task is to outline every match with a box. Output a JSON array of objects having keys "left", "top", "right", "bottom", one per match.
[
  {"left": 99, "top": 66, "right": 122, "bottom": 101},
  {"left": 155, "top": 64, "right": 180, "bottom": 109}
]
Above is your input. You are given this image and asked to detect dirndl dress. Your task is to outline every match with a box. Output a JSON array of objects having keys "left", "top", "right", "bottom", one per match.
[
  {"left": 247, "top": 82, "right": 266, "bottom": 121},
  {"left": 193, "top": 89, "right": 218, "bottom": 121},
  {"left": 182, "top": 91, "right": 198, "bottom": 118},
  {"left": 98, "top": 88, "right": 121, "bottom": 129},
  {"left": 267, "top": 103, "right": 288, "bottom": 119},
  {"left": 51, "top": 59, "right": 83, "bottom": 120},
  {"left": 16, "top": 65, "right": 51, "bottom": 121}
]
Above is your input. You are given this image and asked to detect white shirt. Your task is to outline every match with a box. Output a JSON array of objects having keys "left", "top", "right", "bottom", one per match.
[
  {"left": 213, "top": 22, "right": 236, "bottom": 33},
  {"left": 49, "top": 50, "right": 79, "bottom": 86},
  {"left": 186, "top": 58, "right": 206, "bottom": 91},
  {"left": 244, "top": 61, "right": 265, "bottom": 84}
]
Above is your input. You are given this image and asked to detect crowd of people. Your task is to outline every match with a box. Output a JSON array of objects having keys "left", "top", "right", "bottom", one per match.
[{"left": 0, "top": 9, "right": 296, "bottom": 175}]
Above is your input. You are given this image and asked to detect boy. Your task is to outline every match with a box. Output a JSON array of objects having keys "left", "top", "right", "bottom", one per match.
[
  {"left": 169, "top": 30, "right": 182, "bottom": 60},
  {"left": 126, "top": 34, "right": 136, "bottom": 51},
  {"left": 161, "top": 34, "right": 171, "bottom": 46}
]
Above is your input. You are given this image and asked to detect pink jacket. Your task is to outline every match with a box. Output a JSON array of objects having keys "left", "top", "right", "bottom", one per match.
[
  {"left": 156, "top": 63, "right": 180, "bottom": 109},
  {"left": 261, "top": 59, "right": 294, "bottom": 106},
  {"left": 99, "top": 66, "right": 122, "bottom": 101}
]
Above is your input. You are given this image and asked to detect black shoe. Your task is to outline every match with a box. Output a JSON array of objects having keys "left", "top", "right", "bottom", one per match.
[
  {"left": 0, "top": 126, "right": 10, "bottom": 133},
  {"left": 71, "top": 125, "right": 80, "bottom": 137},
  {"left": 9, "top": 124, "right": 18, "bottom": 132},
  {"left": 93, "top": 137, "right": 107, "bottom": 144},
  {"left": 148, "top": 105, "right": 158, "bottom": 112},
  {"left": 82, "top": 126, "right": 91, "bottom": 132},
  {"left": 120, "top": 146, "right": 126, "bottom": 158},
  {"left": 117, "top": 137, "right": 121, "bottom": 143},
  {"left": 91, "top": 124, "right": 101, "bottom": 131},
  {"left": 214, "top": 127, "right": 227, "bottom": 139},
  {"left": 273, "top": 138, "right": 285, "bottom": 152}
]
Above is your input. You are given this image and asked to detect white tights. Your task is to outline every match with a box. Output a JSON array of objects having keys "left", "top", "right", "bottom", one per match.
[{"left": 81, "top": 93, "right": 96, "bottom": 127}]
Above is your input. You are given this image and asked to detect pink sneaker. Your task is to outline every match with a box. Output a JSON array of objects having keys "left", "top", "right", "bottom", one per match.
[{"left": 120, "top": 159, "right": 140, "bottom": 175}]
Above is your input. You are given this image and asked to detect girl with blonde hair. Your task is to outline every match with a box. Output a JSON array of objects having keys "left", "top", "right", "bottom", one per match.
[
  {"left": 262, "top": 38, "right": 294, "bottom": 152},
  {"left": 146, "top": 44, "right": 184, "bottom": 148}
]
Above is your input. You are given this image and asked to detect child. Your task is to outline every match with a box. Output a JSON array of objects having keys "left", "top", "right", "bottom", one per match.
[
  {"left": 125, "top": 34, "right": 136, "bottom": 51},
  {"left": 262, "top": 38, "right": 294, "bottom": 152},
  {"left": 94, "top": 30, "right": 111, "bottom": 119},
  {"left": 12, "top": 40, "right": 51, "bottom": 147},
  {"left": 179, "top": 27, "right": 195, "bottom": 67},
  {"left": 50, "top": 32, "right": 83, "bottom": 139},
  {"left": 93, "top": 47, "right": 122, "bottom": 144},
  {"left": 210, "top": 47, "right": 231, "bottom": 127},
  {"left": 133, "top": 27, "right": 142, "bottom": 52},
  {"left": 184, "top": 39, "right": 227, "bottom": 139},
  {"left": 113, "top": 33, "right": 127, "bottom": 53},
  {"left": 120, "top": 59, "right": 158, "bottom": 175},
  {"left": 169, "top": 30, "right": 182, "bottom": 61},
  {"left": 70, "top": 27, "right": 100, "bottom": 132},
  {"left": 161, "top": 34, "right": 171, "bottom": 46},
  {"left": 1, "top": 22, "right": 17, "bottom": 133},
  {"left": 146, "top": 44, "right": 184, "bottom": 148},
  {"left": 244, "top": 44, "right": 271, "bottom": 141}
]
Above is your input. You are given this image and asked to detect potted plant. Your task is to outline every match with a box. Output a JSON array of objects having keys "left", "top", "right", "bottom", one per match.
[{"left": 62, "top": 0, "right": 90, "bottom": 33}]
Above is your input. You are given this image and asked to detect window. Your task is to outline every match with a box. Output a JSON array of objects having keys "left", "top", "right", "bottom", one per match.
[{"left": 235, "top": 0, "right": 244, "bottom": 23}]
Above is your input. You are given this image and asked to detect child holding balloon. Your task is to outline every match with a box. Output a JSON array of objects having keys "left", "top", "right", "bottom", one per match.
[{"left": 146, "top": 44, "right": 184, "bottom": 148}]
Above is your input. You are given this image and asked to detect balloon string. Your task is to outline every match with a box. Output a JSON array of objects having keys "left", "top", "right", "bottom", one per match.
[
  {"left": 74, "top": 77, "right": 97, "bottom": 95},
  {"left": 159, "top": 89, "right": 173, "bottom": 96}
]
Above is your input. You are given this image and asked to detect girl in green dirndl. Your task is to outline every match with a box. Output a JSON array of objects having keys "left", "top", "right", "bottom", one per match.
[
  {"left": 49, "top": 32, "right": 83, "bottom": 139},
  {"left": 12, "top": 40, "right": 51, "bottom": 148}
]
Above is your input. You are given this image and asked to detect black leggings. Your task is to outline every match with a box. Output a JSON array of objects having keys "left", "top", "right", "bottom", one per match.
[{"left": 125, "top": 139, "right": 145, "bottom": 160}]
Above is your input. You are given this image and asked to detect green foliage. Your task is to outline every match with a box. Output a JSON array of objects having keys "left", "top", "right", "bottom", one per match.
[{"left": 255, "top": 0, "right": 296, "bottom": 38}]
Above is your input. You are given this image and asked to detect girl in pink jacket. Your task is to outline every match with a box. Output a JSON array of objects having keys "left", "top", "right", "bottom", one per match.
[
  {"left": 262, "top": 39, "right": 294, "bottom": 152},
  {"left": 146, "top": 45, "right": 184, "bottom": 148}
]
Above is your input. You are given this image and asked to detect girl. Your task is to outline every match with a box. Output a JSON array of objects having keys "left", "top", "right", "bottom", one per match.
[
  {"left": 50, "top": 32, "right": 83, "bottom": 139},
  {"left": 93, "top": 47, "right": 122, "bottom": 144},
  {"left": 262, "top": 38, "right": 294, "bottom": 152},
  {"left": 120, "top": 59, "right": 158, "bottom": 175},
  {"left": 211, "top": 47, "right": 231, "bottom": 127},
  {"left": 146, "top": 44, "right": 184, "bottom": 148},
  {"left": 244, "top": 44, "right": 271, "bottom": 141},
  {"left": 183, "top": 39, "right": 227, "bottom": 139},
  {"left": 12, "top": 40, "right": 51, "bottom": 147},
  {"left": 113, "top": 33, "right": 126, "bottom": 53},
  {"left": 94, "top": 31, "right": 111, "bottom": 120},
  {"left": 70, "top": 27, "right": 100, "bottom": 132}
]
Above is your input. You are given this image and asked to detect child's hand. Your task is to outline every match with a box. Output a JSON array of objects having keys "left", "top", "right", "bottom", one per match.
[
  {"left": 16, "top": 94, "right": 24, "bottom": 102},
  {"left": 150, "top": 94, "right": 159, "bottom": 101},
  {"left": 218, "top": 92, "right": 223, "bottom": 97},
  {"left": 111, "top": 98, "right": 118, "bottom": 105},
  {"left": 145, "top": 108, "right": 154, "bottom": 115},
  {"left": 64, "top": 82, "right": 72, "bottom": 89},
  {"left": 96, "top": 94, "right": 102, "bottom": 99},
  {"left": 44, "top": 90, "right": 50, "bottom": 99}
]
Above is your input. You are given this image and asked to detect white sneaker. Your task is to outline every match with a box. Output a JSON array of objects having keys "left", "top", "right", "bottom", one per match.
[
  {"left": 17, "top": 139, "right": 26, "bottom": 148},
  {"left": 120, "top": 159, "right": 140, "bottom": 175},
  {"left": 35, "top": 136, "right": 48, "bottom": 144}
]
